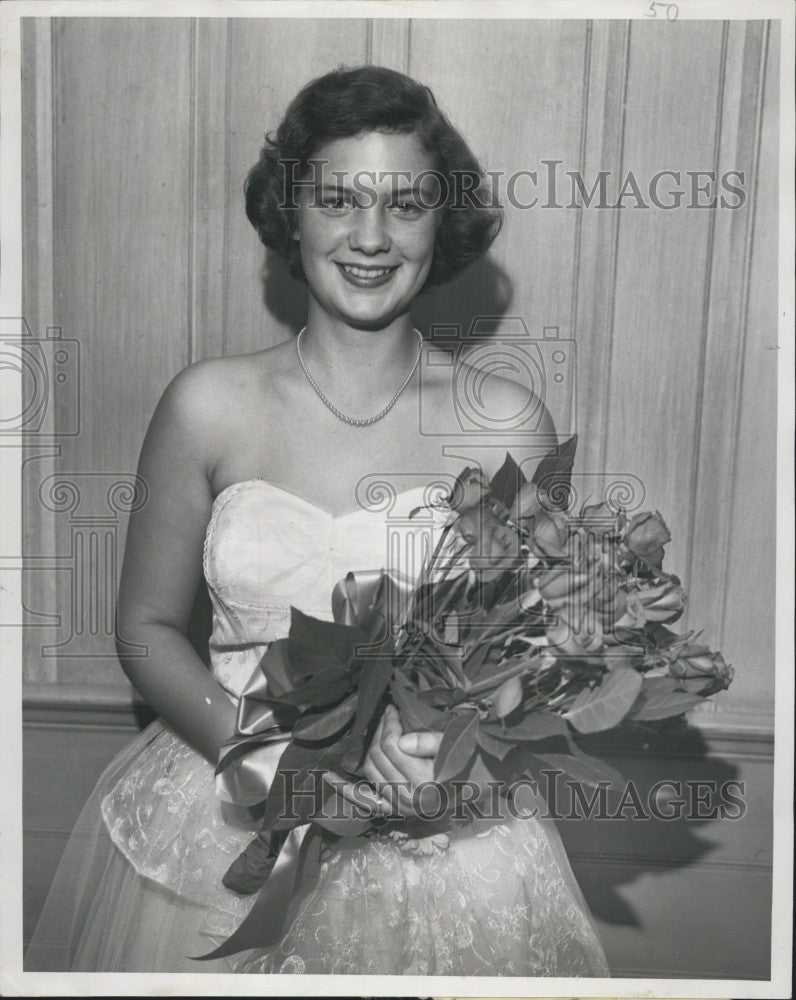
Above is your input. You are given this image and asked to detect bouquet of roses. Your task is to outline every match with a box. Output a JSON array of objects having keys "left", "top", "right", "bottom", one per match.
[{"left": 202, "top": 435, "right": 732, "bottom": 958}]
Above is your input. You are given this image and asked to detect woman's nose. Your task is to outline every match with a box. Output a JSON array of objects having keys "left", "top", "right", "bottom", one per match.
[{"left": 348, "top": 206, "right": 391, "bottom": 253}]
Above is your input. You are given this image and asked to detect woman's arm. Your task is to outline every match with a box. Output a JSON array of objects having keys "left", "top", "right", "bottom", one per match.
[{"left": 115, "top": 362, "right": 236, "bottom": 764}]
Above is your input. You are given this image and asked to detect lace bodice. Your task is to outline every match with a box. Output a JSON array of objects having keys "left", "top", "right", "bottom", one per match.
[{"left": 202, "top": 479, "right": 445, "bottom": 697}]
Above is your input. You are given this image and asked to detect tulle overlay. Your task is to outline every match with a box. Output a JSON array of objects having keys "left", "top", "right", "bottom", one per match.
[
  {"left": 25, "top": 720, "right": 256, "bottom": 972},
  {"left": 239, "top": 814, "right": 609, "bottom": 976},
  {"left": 26, "top": 480, "right": 609, "bottom": 975}
]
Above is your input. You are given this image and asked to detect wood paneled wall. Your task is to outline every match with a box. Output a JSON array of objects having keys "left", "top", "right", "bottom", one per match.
[{"left": 21, "top": 16, "right": 779, "bottom": 731}]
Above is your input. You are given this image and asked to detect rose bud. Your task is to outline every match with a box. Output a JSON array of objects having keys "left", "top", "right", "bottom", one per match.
[
  {"left": 634, "top": 580, "right": 686, "bottom": 622},
  {"left": 668, "top": 648, "right": 734, "bottom": 686},
  {"left": 623, "top": 511, "right": 671, "bottom": 567},
  {"left": 455, "top": 508, "right": 480, "bottom": 545},
  {"left": 547, "top": 622, "right": 591, "bottom": 658},
  {"left": 558, "top": 605, "right": 606, "bottom": 654},
  {"left": 579, "top": 500, "right": 618, "bottom": 526},
  {"left": 462, "top": 508, "right": 522, "bottom": 581},
  {"left": 590, "top": 569, "right": 622, "bottom": 609},
  {"left": 448, "top": 467, "right": 490, "bottom": 512},
  {"left": 529, "top": 509, "right": 570, "bottom": 559},
  {"left": 535, "top": 566, "right": 590, "bottom": 604},
  {"left": 613, "top": 592, "right": 648, "bottom": 630},
  {"left": 510, "top": 480, "right": 547, "bottom": 522},
  {"left": 547, "top": 618, "right": 604, "bottom": 658},
  {"left": 600, "top": 586, "right": 628, "bottom": 628}
]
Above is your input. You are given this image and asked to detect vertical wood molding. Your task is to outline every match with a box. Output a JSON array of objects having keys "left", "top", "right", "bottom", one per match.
[
  {"left": 687, "top": 21, "right": 771, "bottom": 719},
  {"left": 189, "top": 18, "right": 230, "bottom": 363},
  {"left": 49, "top": 19, "right": 194, "bottom": 684},
  {"left": 21, "top": 17, "right": 58, "bottom": 684},
  {"left": 572, "top": 20, "right": 631, "bottom": 477},
  {"left": 367, "top": 18, "right": 410, "bottom": 72}
]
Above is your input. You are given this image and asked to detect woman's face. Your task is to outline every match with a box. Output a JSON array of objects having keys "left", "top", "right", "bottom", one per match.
[{"left": 294, "top": 130, "right": 442, "bottom": 329}]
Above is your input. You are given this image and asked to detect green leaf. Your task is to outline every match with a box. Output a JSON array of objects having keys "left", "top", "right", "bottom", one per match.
[
  {"left": 492, "top": 675, "right": 523, "bottom": 718},
  {"left": 675, "top": 677, "right": 715, "bottom": 695},
  {"left": 434, "top": 709, "right": 479, "bottom": 782},
  {"left": 489, "top": 452, "right": 527, "bottom": 508},
  {"left": 415, "top": 686, "right": 457, "bottom": 708},
  {"left": 628, "top": 688, "right": 705, "bottom": 721},
  {"left": 483, "top": 710, "right": 570, "bottom": 742},
  {"left": 352, "top": 656, "right": 394, "bottom": 737},
  {"left": 332, "top": 731, "right": 367, "bottom": 776},
  {"left": 531, "top": 433, "right": 578, "bottom": 509},
  {"left": 276, "top": 666, "right": 352, "bottom": 708},
  {"left": 476, "top": 725, "right": 514, "bottom": 761},
  {"left": 293, "top": 692, "right": 357, "bottom": 743},
  {"left": 288, "top": 607, "right": 367, "bottom": 678},
  {"left": 366, "top": 575, "right": 406, "bottom": 645},
  {"left": 563, "top": 666, "right": 643, "bottom": 733},
  {"left": 390, "top": 677, "right": 446, "bottom": 732}
]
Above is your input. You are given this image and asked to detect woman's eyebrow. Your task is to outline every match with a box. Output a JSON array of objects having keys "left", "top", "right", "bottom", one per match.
[{"left": 314, "top": 182, "right": 424, "bottom": 200}]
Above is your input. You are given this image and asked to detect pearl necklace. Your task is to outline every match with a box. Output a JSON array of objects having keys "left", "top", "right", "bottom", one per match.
[{"left": 295, "top": 326, "right": 423, "bottom": 427}]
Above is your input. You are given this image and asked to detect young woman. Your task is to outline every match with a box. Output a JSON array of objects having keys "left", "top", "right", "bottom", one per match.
[{"left": 27, "top": 66, "right": 609, "bottom": 976}]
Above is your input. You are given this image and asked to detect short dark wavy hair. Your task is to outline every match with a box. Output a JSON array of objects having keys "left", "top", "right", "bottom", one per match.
[{"left": 245, "top": 66, "right": 502, "bottom": 289}]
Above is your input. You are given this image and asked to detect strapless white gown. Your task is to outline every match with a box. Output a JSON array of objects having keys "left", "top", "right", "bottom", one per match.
[{"left": 26, "top": 479, "right": 610, "bottom": 976}]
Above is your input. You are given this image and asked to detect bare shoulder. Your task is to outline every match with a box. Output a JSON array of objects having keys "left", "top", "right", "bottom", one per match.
[
  {"left": 161, "top": 342, "right": 292, "bottom": 425},
  {"left": 419, "top": 343, "right": 557, "bottom": 440}
]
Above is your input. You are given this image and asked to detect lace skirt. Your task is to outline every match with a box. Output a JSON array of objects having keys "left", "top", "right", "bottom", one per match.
[{"left": 26, "top": 719, "right": 609, "bottom": 976}]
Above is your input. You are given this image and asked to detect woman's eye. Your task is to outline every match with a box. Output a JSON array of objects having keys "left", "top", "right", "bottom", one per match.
[
  {"left": 319, "top": 195, "right": 353, "bottom": 212},
  {"left": 389, "top": 200, "right": 423, "bottom": 218}
]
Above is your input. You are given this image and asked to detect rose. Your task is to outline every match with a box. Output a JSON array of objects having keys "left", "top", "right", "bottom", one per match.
[
  {"left": 612, "top": 592, "right": 648, "bottom": 630},
  {"left": 635, "top": 580, "right": 685, "bottom": 622},
  {"left": 666, "top": 644, "right": 734, "bottom": 687},
  {"left": 534, "top": 565, "right": 590, "bottom": 608},
  {"left": 591, "top": 572, "right": 628, "bottom": 627},
  {"left": 622, "top": 511, "right": 671, "bottom": 568},
  {"left": 578, "top": 500, "right": 621, "bottom": 531},
  {"left": 611, "top": 580, "right": 683, "bottom": 629},
  {"left": 449, "top": 467, "right": 490, "bottom": 512},
  {"left": 510, "top": 480, "right": 547, "bottom": 522},
  {"left": 617, "top": 580, "right": 685, "bottom": 624},
  {"left": 547, "top": 616, "right": 605, "bottom": 658},
  {"left": 456, "top": 506, "right": 521, "bottom": 581},
  {"left": 528, "top": 509, "right": 570, "bottom": 559}
]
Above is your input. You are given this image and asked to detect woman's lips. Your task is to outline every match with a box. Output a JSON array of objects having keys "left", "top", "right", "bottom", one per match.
[{"left": 335, "top": 262, "right": 399, "bottom": 288}]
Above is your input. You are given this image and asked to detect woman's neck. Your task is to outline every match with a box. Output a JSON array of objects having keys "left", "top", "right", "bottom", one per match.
[{"left": 299, "top": 308, "right": 420, "bottom": 387}]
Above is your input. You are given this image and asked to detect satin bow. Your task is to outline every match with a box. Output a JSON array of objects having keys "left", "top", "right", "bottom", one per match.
[{"left": 199, "top": 570, "right": 412, "bottom": 961}]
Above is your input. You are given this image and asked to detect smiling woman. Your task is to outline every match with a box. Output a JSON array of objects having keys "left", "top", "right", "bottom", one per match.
[
  {"left": 292, "top": 132, "right": 442, "bottom": 330},
  {"left": 25, "top": 63, "right": 610, "bottom": 976}
]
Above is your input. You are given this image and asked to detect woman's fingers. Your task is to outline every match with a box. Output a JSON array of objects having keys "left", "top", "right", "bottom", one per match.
[
  {"left": 362, "top": 705, "right": 418, "bottom": 811},
  {"left": 380, "top": 703, "right": 403, "bottom": 740},
  {"left": 396, "top": 730, "right": 443, "bottom": 757},
  {"left": 321, "top": 770, "right": 388, "bottom": 818},
  {"left": 362, "top": 746, "right": 415, "bottom": 811}
]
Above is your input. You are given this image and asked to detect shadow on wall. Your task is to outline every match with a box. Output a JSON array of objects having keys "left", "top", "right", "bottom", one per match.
[{"left": 559, "top": 722, "right": 744, "bottom": 927}]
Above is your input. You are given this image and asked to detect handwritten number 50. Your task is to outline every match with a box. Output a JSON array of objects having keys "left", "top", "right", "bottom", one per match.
[{"left": 645, "top": 2, "right": 679, "bottom": 19}]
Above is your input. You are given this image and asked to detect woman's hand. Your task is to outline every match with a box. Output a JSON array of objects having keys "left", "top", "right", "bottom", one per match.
[
  {"left": 320, "top": 705, "right": 443, "bottom": 823},
  {"left": 362, "top": 705, "right": 443, "bottom": 818}
]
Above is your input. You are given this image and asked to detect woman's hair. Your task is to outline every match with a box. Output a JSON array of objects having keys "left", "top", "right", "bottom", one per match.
[{"left": 245, "top": 66, "right": 502, "bottom": 288}]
